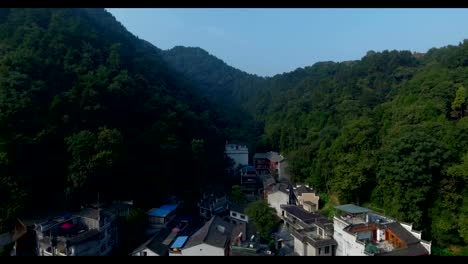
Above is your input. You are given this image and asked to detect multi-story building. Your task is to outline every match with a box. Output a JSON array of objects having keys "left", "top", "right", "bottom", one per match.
[
  {"left": 169, "top": 216, "right": 234, "bottom": 256},
  {"left": 198, "top": 191, "right": 229, "bottom": 220},
  {"left": 253, "top": 151, "right": 282, "bottom": 176},
  {"left": 239, "top": 165, "right": 258, "bottom": 198},
  {"left": 294, "top": 185, "right": 319, "bottom": 212},
  {"left": 35, "top": 205, "right": 118, "bottom": 256},
  {"left": 280, "top": 205, "right": 337, "bottom": 256},
  {"left": 225, "top": 142, "right": 249, "bottom": 170},
  {"left": 333, "top": 204, "right": 431, "bottom": 256}
]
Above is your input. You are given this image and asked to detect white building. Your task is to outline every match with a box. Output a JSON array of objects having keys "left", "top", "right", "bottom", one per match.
[
  {"left": 333, "top": 204, "right": 431, "bottom": 256},
  {"left": 225, "top": 142, "right": 249, "bottom": 169},
  {"left": 229, "top": 203, "right": 249, "bottom": 224},
  {"left": 281, "top": 205, "right": 336, "bottom": 256},
  {"left": 266, "top": 183, "right": 290, "bottom": 218},
  {"left": 294, "top": 185, "right": 319, "bottom": 212},
  {"left": 131, "top": 234, "right": 169, "bottom": 256},
  {"left": 171, "top": 216, "right": 232, "bottom": 256}
]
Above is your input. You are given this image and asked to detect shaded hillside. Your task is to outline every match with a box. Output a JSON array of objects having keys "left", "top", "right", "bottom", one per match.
[{"left": 0, "top": 8, "right": 233, "bottom": 232}]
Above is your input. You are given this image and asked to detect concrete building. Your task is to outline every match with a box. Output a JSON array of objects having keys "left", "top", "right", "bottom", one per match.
[
  {"left": 253, "top": 151, "right": 282, "bottom": 176},
  {"left": 35, "top": 205, "right": 118, "bottom": 256},
  {"left": 171, "top": 216, "right": 233, "bottom": 256},
  {"left": 131, "top": 233, "right": 169, "bottom": 256},
  {"left": 266, "top": 183, "right": 290, "bottom": 218},
  {"left": 294, "top": 185, "right": 319, "bottom": 212},
  {"left": 281, "top": 205, "right": 337, "bottom": 256},
  {"left": 198, "top": 191, "right": 229, "bottom": 220},
  {"left": 228, "top": 203, "right": 249, "bottom": 224},
  {"left": 225, "top": 142, "right": 249, "bottom": 169},
  {"left": 333, "top": 204, "right": 431, "bottom": 256},
  {"left": 240, "top": 165, "right": 258, "bottom": 198},
  {"left": 278, "top": 156, "right": 290, "bottom": 181}
]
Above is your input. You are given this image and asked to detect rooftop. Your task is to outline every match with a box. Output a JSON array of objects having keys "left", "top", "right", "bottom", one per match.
[
  {"left": 294, "top": 185, "right": 314, "bottom": 196},
  {"left": 170, "top": 236, "right": 189, "bottom": 249},
  {"left": 147, "top": 204, "right": 178, "bottom": 218},
  {"left": 184, "top": 216, "right": 232, "bottom": 249},
  {"left": 270, "top": 183, "right": 289, "bottom": 195},
  {"left": 281, "top": 205, "right": 328, "bottom": 224},
  {"left": 253, "top": 151, "right": 283, "bottom": 162},
  {"left": 132, "top": 233, "right": 169, "bottom": 256},
  {"left": 385, "top": 222, "right": 420, "bottom": 245},
  {"left": 334, "top": 204, "right": 371, "bottom": 214}
]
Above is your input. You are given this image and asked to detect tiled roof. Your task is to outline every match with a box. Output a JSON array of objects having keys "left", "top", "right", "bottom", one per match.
[
  {"left": 385, "top": 222, "right": 420, "bottom": 245},
  {"left": 376, "top": 243, "right": 429, "bottom": 256},
  {"left": 281, "top": 205, "right": 328, "bottom": 223},
  {"left": 184, "top": 216, "right": 232, "bottom": 249},
  {"left": 253, "top": 152, "right": 283, "bottom": 162},
  {"left": 294, "top": 185, "right": 314, "bottom": 196}
]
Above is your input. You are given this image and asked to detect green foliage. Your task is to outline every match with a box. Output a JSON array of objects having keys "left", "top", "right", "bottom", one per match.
[
  {"left": 245, "top": 200, "right": 278, "bottom": 241},
  {"left": 0, "top": 8, "right": 232, "bottom": 222},
  {"left": 452, "top": 85, "right": 467, "bottom": 118},
  {"left": 230, "top": 185, "right": 247, "bottom": 204}
]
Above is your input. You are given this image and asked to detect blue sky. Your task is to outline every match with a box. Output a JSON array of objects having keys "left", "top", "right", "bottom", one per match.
[{"left": 107, "top": 8, "right": 468, "bottom": 77}]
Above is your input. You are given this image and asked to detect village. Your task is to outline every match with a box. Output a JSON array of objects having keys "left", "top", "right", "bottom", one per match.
[{"left": 1, "top": 142, "right": 432, "bottom": 256}]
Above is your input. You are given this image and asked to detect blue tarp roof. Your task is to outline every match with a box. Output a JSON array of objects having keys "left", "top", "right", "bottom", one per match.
[
  {"left": 170, "top": 236, "right": 188, "bottom": 249},
  {"left": 147, "top": 208, "right": 171, "bottom": 218}
]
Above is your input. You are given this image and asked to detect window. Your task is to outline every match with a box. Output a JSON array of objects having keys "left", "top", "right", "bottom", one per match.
[
  {"left": 325, "top": 246, "right": 330, "bottom": 254},
  {"left": 142, "top": 251, "right": 147, "bottom": 256},
  {"left": 240, "top": 215, "right": 245, "bottom": 219},
  {"left": 318, "top": 248, "right": 321, "bottom": 255},
  {"left": 232, "top": 212, "right": 237, "bottom": 217}
]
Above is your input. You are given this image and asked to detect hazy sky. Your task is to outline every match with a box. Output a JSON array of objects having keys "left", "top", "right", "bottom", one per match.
[{"left": 107, "top": 8, "right": 468, "bottom": 77}]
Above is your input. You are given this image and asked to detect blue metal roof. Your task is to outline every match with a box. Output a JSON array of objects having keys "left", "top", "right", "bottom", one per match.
[
  {"left": 160, "top": 204, "right": 178, "bottom": 213},
  {"left": 147, "top": 208, "right": 171, "bottom": 218},
  {"left": 170, "top": 236, "right": 189, "bottom": 249}
]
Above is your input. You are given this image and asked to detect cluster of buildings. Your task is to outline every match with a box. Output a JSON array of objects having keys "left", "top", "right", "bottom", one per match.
[
  {"left": 263, "top": 181, "right": 432, "bottom": 256},
  {"left": 2, "top": 142, "right": 432, "bottom": 256},
  {"left": 224, "top": 142, "right": 431, "bottom": 257}
]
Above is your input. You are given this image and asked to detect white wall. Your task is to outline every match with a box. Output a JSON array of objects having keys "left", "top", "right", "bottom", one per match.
[
  {"left": 267, "top": 191, "right": 289, "bottom": 218},
  {"left": 306, "top": 243, "right": 317, "bottom": 256},
  {"left": 225, "top": 144, "right": 249, "bottom": 168},
  {"left": 181, "top": 243, "right": 225, "bottom": 256},
  {"left": 293, "top": 237, "right": 305, "bottom": 256},
  {"left": 230, "top": 210, "right": 249, "bottom": 223},
  {"left": 333, "top": 217, "right": 366, "bottom": 256},
  {"left": 133, "top": 248, "right": 159, "bottom": 256},
  {"left": 298, "top": 193, "right": 320, "bottom": 212}
]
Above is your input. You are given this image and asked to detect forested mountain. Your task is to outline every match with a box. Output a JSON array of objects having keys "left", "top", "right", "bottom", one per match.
[
  {"left": 162, "top": 46, "right": 265, "bottom": 146},
  {"left": 1, "top": 7, "right": 468, "bottom": 255},
  {"left": 162, "top": 45, "right": 468, "bottom": 254},
  {"left": 0, "top": 8, "right": 236, "bottom": 232}
]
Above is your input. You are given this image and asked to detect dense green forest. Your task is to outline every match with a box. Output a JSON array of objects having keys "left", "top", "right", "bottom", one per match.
[
  {"left": 0, "top": 8, "right": 238, "bottom": 232},
  {"left": 1, "top": 8, "right": 468, "bottom": 255},
  {"left": 162, "top": 46, "right": 468, "bottom": 254}
]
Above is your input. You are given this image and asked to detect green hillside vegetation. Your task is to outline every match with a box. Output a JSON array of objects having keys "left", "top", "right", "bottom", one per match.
[
  {"left": 1, "top": 8, "right": 468, "bottom": 255},
  {"left": 0, "top": 8, "right": 235, "bottom": 232},
  {"left": 164, "top": 46, "right": 468, "bottom": 254}
]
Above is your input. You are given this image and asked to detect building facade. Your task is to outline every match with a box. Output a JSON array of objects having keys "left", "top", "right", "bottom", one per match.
[
  {"left": 225, "top": 142, "right": 249, "bottom": 169},
  {"left": 35, "top": 206, "right": 118, "bottom": 256},
  {"left": 333, "top": 204, "right": 431, "bottom": 256}
]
